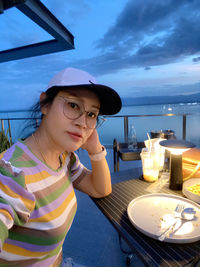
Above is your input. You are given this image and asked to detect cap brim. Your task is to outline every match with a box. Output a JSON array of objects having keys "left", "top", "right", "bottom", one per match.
[{"left": 47, "top": 84, "right": 122, "bottom": 115}]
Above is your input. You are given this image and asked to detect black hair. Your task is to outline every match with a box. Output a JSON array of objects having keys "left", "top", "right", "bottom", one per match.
[{"left": 21, "top": 87, "right": 61, "bottom": 138}]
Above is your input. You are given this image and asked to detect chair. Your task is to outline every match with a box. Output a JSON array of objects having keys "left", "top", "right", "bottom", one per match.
[{"left": 113, "top": 139, "right": 145, "bottom": 172}]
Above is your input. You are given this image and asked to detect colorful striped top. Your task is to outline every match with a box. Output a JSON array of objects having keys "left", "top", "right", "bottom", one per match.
[{"left": 0, "top": 140, "right": 88, "bottom": 267}]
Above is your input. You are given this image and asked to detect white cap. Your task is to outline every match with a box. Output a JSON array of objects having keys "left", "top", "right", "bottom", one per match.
[
  {"left": 46, "top": 67, "right": 122, "bottom": 115},
  {"left": 47, "top": 68, "right": 97, "bottom": 88}
]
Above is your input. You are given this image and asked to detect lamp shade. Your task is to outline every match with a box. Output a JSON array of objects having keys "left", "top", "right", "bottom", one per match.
[
  {"left": 159, "top": 139, "right": 195, "bottom": 150},
  {"left": 160, "top": 140, "right": 195, "bottom": 155}
]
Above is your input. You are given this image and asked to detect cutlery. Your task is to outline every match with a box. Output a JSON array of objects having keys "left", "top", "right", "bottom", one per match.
[
  {"left": 158, "top": 205, "right": 196, "bottom": 241},
  {"left": 158, "top": 203, "right": 185, "bottom": 241},
  {"left": 181, "top": 207, "right": 196, "bottom": 221}
]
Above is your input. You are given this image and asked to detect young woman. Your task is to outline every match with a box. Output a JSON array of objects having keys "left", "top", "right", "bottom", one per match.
[{"left": 0, "top": 67, "right": 121, "bottom": 266}]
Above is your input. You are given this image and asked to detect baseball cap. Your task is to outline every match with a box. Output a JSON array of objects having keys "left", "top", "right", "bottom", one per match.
[{"left": 46, "top": 67, "right": 122, "bottom": 115}]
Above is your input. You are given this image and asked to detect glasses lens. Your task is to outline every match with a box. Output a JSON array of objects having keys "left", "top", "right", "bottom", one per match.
[{"left": 63, "top": 98, "right": 81, "bottom": 120}]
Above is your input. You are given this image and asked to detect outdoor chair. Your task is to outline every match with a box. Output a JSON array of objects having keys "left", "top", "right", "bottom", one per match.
[{"left": 113, "top": 139, "right": 145, "bottom": 172}]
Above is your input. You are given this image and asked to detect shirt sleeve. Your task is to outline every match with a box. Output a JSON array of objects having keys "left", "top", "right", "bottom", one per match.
[
  {"left": 68, "top": 152, "right": 89, "bottom": 186},
  {"left": 0, "top": 159, "right": 35, "bottom": 250}
]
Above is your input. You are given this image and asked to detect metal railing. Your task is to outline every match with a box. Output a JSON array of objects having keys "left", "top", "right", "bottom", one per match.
[
  {"left": 0, "top": 117, "right": 40, "bottom": 145},
  {"left": 104, "top": 112, "right": 191, "bottom": 143},
  {"left": 0, "top": 112, "right": 193, "bottom": 145},
  {"left": 1, "top": 118, "right": 13, "bottom": 143}
]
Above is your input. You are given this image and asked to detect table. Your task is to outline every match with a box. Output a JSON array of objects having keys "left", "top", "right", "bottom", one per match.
[{"left": 92, "top": 178, "right": 200, "bottom": 267}]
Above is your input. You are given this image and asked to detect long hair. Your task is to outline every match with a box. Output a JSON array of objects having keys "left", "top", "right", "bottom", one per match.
[{"left": 20, "top": 87, "right": 61, "bottom": 138}]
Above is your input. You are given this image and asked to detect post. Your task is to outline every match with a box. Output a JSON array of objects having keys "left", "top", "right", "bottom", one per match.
[
  {"left": 36, "top": 119, "right": 39, "bottom": 128},
  {"left": 124, "top": 116, "right": 128, "bottom": 143},
  {"left": 1, "top": 119, "right": 4, "bottom": 132},
  {"left": 182, "top": 114, "right": 186, "bottom": 140},
  {"left": 8, "top": 119, "right": 13, "bottom": 144}
]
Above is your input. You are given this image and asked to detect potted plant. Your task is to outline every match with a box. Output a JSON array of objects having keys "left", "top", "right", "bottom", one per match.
[{"left": 0, "top": 128, "right": 12, "bottom": 153}]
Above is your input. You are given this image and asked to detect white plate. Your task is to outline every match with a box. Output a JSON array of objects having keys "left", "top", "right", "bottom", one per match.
[
  {"left": 127, "top": 193, "right": 200, "bottom": 243},
  {"left": 183, "top": 178, "right": 200, "bottom": 204}
]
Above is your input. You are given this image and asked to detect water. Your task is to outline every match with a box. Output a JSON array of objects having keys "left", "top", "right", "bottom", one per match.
[
  {"left": 1, "top": 103, "right": 200, "bottom": 146},
  {"left": 98, "top": 102, "right": 200, "bottom": 146}
]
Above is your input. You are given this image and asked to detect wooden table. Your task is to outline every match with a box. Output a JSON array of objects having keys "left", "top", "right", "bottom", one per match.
[{"left": 92, "top": 178, "right": 200, "bottom": 267}]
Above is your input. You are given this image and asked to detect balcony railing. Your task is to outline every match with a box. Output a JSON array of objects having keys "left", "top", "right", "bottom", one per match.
[
  {"left": 0, "top": 112, "right": 195, "bottom": 147},
  {"left": 0, "top": 117, "right": 40, "bottom": 145},
  {"left": 104, "top": 112, "right": 190, "bottom": 143}
]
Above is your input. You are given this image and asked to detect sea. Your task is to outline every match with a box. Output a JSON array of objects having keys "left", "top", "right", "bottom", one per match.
[{"left": 1, "top": 102, "right": 200, "bottom": 147}]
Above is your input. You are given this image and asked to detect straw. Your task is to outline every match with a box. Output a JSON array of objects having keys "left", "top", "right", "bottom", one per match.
[{"left": 147, "top": 132, "right": 152, "bottom": 154}]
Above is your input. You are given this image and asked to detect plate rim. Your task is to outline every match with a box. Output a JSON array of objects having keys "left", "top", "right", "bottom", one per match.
[
  {"left": 127, "top": 193, "right": 200, "bottom": 243},
  {"left": 183, "top": 178, "right": 200, "bottom": 204}
]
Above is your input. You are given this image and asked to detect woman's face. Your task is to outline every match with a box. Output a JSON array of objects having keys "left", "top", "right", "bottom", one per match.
[{"left": 41, "top": 88, "right": 100, "bottom": 152}]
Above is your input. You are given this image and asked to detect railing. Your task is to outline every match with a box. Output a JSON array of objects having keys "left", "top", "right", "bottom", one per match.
[
  {"left": 0, "top": 112, "right": 192, "bottom": 146},
  {"left": 104, "top": 113, "right": 190, "bottom": 143},
  {"left": 0, "top": 117, "right": 40, "bottom": 145},
  {"left": 1, "top": 118, "right": 13, "bottom": 143}
]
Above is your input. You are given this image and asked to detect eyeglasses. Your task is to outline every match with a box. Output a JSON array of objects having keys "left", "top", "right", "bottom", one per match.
[{"left": 59, "top": 96, "right": 106, "bottom": 129}]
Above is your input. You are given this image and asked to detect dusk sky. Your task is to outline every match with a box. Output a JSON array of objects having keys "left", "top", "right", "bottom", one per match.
[{"left": 0, "top": 0, "right": 200, "bottom": 110}]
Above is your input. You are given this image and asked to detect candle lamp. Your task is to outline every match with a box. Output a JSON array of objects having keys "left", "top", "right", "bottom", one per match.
[{"left": 159, "top": 139, "right": 195, "bottom": 190}]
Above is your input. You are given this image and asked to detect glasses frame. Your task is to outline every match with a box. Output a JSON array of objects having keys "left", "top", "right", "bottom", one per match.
[{"left": 58, "top": 96, "right": 106, "bottom": 129}]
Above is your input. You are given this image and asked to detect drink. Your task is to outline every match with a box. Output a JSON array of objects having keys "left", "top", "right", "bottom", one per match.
[
  {"left": 141, "top": 150, "right": 160, "bottom": 182},
  {"left": 143, "top": 170, "right": 159, "bottom": 182}
]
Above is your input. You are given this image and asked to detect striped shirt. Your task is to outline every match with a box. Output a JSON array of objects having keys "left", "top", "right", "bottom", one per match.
[{"left": 0, "top": 140, "right": 87, "bottom": 267}]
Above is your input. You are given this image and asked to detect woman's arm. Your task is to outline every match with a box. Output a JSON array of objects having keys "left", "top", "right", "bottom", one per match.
[{"left": 74, "top": 130, "right": 112, "bottom": 198}]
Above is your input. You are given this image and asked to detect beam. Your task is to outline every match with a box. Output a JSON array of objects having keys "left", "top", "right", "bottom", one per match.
[
  {"left": 0, "top": 39, "right": 72, "bottom": 62},
  {"left": 1, "top": 0, "right": 26, "bottom": 12},
  {"left": 0, "top": 0, "right": 3, "bottom": 13},
  {"left": 0, "top": 0, "right": 74, "bottom": 63},
  {"left": 17, "top": 0, "right": 74, "bottom": 45}
]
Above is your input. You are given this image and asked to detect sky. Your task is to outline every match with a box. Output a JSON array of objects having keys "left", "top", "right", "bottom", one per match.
[{"left": 0, "top": 0, "right": 200, "bottom": 110}]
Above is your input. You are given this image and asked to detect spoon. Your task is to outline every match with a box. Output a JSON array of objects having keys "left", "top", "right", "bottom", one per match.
[
  {"left": 181, "top": 207, "right": 196, "bottom": 221},
  {"left": 168, "top": 207, "right": 197, "bottom": 237},
  {"left": 158, "top": 207, "right": 196, "bottom": 241}
]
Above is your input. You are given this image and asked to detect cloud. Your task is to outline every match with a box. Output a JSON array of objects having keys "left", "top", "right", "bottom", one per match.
[
  {"left": 126, "top": 82, "right": 200, "bottom": 97},
  {"left": 1, "top": 0, "right": 200, "bottom": 107},
  {"left": 96, "top": 0, "right": 184, "bottom": 49},
  {"left": 193, "top": 56, "right": 200, "bottom": 63},
  {"left": 72, "top": 0, "right": 200, "bottom": 75}
]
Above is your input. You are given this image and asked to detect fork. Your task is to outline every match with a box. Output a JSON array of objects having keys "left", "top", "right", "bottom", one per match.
[{"left": 158, "top": 203, "right": 185, "bottom": 241}]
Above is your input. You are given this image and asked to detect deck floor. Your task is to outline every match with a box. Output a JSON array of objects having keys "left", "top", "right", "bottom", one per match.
[{"left": 62, "top": 149, "right": 145, "bottom": 267}]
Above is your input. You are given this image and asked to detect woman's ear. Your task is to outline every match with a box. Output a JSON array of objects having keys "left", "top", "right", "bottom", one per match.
[{"left": 40, "top": 92, "right": 48, "bottom": 115}]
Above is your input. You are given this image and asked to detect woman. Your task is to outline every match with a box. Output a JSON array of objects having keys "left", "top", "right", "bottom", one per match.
[{"left": 0, "top": 67, "right": 121, "bottom": 266}]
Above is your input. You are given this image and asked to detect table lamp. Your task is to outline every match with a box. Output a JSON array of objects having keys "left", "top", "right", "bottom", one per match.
[{"left": 159, "top": 140, "right": 195, "bottom": 190}]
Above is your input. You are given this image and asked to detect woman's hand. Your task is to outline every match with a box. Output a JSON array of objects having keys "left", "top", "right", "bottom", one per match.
[
  {"left": 81, "top": 129, "right": 102, "bottom": 154},
  {"left": 77, "top": 129, "right": 112, "bottom": 198}
]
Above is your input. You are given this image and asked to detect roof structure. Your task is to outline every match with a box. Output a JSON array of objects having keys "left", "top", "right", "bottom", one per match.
[{"left": 0, "top": 0, "right": 75, "bottom": 63}]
